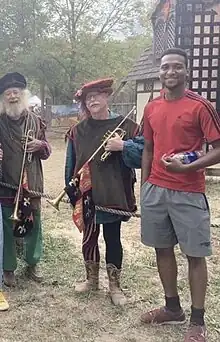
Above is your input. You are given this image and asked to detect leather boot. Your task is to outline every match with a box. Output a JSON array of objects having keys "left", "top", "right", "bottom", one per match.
[
  {"left": 26, "top": 265, "right": 43, "bottom": 283},
  {"left": 75, "top": 261, "right": 99, "bottom": 293},
  {"left": 106, "top": 263, "right": 127, "bottom": 306},
  {"left": 3, "top": 271, "right": 16, "bottom": 287}
]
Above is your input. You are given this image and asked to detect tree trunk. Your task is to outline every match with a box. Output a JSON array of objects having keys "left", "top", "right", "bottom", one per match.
[{"left": 40, "top": 82, "right": 45, "bottom": 119}]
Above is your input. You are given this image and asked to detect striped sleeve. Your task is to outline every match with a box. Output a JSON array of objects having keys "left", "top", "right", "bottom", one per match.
[
  {"left": 186, "top": 90, "right": 220, "bottom": 143},
  {"left": 198, "top": 105, "right": 220, "bottom": 143},
  {"left": 36, "top": 117, "right": 52, "bottom": 160}
]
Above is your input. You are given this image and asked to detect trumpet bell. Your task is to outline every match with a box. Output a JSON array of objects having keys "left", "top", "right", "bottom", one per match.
[
  {"left": 46, "top": 189, "right": 66, "bottom": 211},
  {"left": 9, "top": 213, "right": 21, "bottom": 223},
  {"left": 46, "top": 198, "right": 60, "bottom": 211}
]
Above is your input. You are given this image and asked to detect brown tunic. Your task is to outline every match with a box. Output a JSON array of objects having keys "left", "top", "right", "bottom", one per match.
[
  {"left": 0, "top": 111, "right": 46, "bottom": 205},
  {"left": 72, "top": 115, "right": 138, "bottom": 212}
]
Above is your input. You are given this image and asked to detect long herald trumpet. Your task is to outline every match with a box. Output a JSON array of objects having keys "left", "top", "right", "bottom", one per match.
[
  {"left": 47, "top": 106, "right": 136, "bottom": 211},
  {"left": 10, "top": 129, "right": 34, "bottom": 222}
]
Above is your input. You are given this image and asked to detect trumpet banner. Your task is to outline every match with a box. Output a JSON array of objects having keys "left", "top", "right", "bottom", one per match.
[
  {"left": 20, "top": 168, "right": 33, "bottom": 219},
  {"left": 71, "top": 163, "right": 95, "bottom": 233},
  {"left": 13, "top": 168, "right": 34, "bottom": 238}
]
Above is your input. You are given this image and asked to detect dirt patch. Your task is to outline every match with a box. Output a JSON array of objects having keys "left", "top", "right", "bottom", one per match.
[{"left": 1, "top": 135, "right": 220, "bottom": 342}]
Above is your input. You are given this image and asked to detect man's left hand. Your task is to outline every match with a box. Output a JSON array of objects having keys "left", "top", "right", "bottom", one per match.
[
  {"left": 161, "top": 154, "right": 190, "bottom": 173},
  {"left": 105, "top": 133, "right": 124, "bottom": 152},
  {"left": 26, "top": 139, "right": 43, "bottom": 153}
]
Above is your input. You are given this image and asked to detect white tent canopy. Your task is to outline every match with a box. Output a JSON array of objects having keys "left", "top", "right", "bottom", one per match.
[{"left": 28, "top": 95, "right": 41, "bottom": 106}]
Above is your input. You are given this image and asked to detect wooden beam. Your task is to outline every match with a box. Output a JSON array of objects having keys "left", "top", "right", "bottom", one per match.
[
  {"left": 205, "top": 168, "right": 220, "bottom": 177},
  {"left": 112, "top": 81, "right": 126, "bottom": 102}
]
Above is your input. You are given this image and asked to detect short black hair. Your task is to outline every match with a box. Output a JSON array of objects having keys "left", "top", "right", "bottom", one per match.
[{"left": 161, "top": 48, "right": 188, "bottom": 68}]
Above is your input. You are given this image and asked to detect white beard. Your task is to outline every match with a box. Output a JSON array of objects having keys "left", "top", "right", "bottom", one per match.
[
  {"left": 3, "top": 102, "right": 27, "bottom": 119},
  {"left": 0, "top": 89, "right": 30, "bottom": 119}
]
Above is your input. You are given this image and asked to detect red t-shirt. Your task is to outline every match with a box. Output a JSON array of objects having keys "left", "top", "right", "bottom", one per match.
[{"left": 143, "top": 90, "right": 220, "bottom": 193}]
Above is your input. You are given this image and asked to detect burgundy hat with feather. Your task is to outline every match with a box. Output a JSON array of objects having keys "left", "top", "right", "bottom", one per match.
[
  {"left": 74, "top": 78, "right": 114, "bottom": 101},
  {"left": 74, "top": 78, "right": 114, "bottom": 118}
]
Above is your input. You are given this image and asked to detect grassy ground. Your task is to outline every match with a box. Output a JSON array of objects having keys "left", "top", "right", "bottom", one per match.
[{"left": 1, "top": 135, "right": 220, "bottom": 342}]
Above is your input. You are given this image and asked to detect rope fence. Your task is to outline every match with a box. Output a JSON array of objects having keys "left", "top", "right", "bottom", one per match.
[{"left": 0, "top": 181, "right": 219, "bottom": 228}]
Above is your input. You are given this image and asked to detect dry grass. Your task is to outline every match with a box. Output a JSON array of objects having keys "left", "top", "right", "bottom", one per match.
[{"left": 1, "top": 134, "right": 220, "bottom": 342}]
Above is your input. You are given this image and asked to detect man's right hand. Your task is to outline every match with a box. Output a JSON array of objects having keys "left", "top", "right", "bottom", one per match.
[{"left": 105, "top": 133, "right": 124, "bottom": 152}]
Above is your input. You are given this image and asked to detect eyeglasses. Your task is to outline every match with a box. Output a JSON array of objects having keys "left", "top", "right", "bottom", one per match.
[{"left": 85, "top": 92, "right": 102, "bottom": 102}]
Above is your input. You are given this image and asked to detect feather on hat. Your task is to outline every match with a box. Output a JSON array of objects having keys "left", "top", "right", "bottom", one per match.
[{"left": 75, "top": 78, "right": 114, "bottom": 101}]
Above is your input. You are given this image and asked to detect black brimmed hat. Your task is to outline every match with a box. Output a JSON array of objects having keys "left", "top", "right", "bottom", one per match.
[{"left": 0, "top": 72, "right": 27, "bottom": 95}]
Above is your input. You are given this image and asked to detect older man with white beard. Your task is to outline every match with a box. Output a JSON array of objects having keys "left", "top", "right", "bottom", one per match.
[{"left": 0, "top": 72, "right": 51, "bottom": 287}]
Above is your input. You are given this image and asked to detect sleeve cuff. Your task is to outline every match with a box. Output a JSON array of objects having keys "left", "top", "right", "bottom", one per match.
[{"left": 123, "top": 140, "right": 131, "bottom": 151}]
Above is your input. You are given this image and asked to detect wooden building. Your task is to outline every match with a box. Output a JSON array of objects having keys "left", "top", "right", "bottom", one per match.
[{"left": 123, "top": 0, "right": 220, "bottom": 123}]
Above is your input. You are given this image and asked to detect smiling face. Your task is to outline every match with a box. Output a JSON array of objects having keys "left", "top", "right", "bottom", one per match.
[
  {"left": 159, "top": 54, "right": 188, "bottom": 90},
  {"left": 0, "top": 88, "right": 29, "bottom": 119},
  {"left": 4, "top": 87, "right": 22, "bottom": 104},
  {"left": 85, "top": 91, "right": 109, "bottom": 118}
]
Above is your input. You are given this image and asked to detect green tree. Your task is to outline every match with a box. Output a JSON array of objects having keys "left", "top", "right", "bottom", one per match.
[{"left": 0, "top": 0, "right": 153, "bottom": 104}]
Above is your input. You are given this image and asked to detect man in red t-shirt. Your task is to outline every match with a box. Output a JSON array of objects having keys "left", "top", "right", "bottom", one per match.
[{"left": 140, "top": 48, "right": 220, "bottom": 342}]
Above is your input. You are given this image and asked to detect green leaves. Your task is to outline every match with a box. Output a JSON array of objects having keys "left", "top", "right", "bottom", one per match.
[{"left": 0, "top": 0, "right": 152, "bottom": 103}]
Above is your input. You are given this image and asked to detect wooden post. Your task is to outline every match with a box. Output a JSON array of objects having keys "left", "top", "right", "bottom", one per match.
[
  {"left": 40, "top": 82, "right": 45, "bottom": 120},
  {"left": 45, "top": 98, "right": 52, "bottom": 128}
]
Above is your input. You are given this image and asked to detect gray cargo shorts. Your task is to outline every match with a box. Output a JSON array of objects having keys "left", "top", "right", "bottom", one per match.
[{"left": 141, "top": 182, "right": 211, "bottom": 257}]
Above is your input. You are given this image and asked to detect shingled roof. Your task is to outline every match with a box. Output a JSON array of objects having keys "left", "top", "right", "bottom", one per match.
[{"left": 123, "top": 48, "right": 159, "bottom": 82}]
